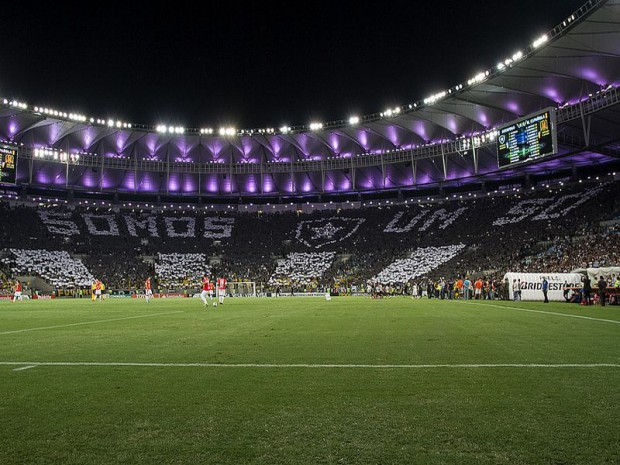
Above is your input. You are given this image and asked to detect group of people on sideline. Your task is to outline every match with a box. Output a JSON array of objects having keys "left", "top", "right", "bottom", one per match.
[
  {"left": 367, "top": 276, "right": 504, "bottom": 300},
  {"left": 565, "top": 274, "right": 619, "bottom": 306}
]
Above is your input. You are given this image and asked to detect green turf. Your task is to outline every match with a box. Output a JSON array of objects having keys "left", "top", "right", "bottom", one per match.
[{"left": 0, "top": 297, "right": 619, "bottom": 464}]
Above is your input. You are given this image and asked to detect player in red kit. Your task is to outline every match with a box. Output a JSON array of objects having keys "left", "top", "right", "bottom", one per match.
[
  {"left": 13, "top": 280, "right": 23, "bottom": 302},
  {"left": 207, "top": 280, "right": 214, "bottom": 300},
  {"left": 145, "top": 277, "right": 153, "bottom": 303},
  {"left": 217, "top": 277, "right": 227, "bottom": 305},
  {"left": 94, "top": 279, "right": 103, "bottom": 302},
  {"left": 199, "top": 275, "right": 212, "bottom": 307}
]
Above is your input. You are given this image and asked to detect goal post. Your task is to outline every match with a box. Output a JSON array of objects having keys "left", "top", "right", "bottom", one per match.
[{"left": 227, "top": 281, "right": 256, "bottom": 297}]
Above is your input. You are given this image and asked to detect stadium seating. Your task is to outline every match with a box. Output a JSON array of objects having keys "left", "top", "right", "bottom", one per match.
[
  {"left": 269, "top": 252, "right": 336, "bottom": 287},
  {"left": 154, "top": 253, "right": 211, "bottom": 289},
  {"left": 0, "top": 180, "right": 618, "bottom": 292},
  {"left": 374, "top": 244, "right": 466, "bottom": 284},
  {"left": 3, "top": 249, "right": 94, "bottom": 288}
]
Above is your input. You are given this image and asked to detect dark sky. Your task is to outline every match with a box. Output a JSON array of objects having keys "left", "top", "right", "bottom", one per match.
[{"left": 0, "top": 0, "right": 585, "bottom": 129}]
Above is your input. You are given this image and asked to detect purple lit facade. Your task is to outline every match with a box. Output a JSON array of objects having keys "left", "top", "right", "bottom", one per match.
[{"left": 1, "top": 1, "right": 619, "bottom": 198}]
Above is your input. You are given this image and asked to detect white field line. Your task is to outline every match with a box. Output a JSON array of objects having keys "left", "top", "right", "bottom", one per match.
[
  {"left": 12, "top": 365, "right": 36, "bottom": 371},
  {"left": 0, "top": 311, "right": 185, "bottom": 335},
  {"left": 0, "top": 361, "right": 618, "bottom": 369},
  {"left": 460, "top": 301, "right": 620, "bottom": 325}
]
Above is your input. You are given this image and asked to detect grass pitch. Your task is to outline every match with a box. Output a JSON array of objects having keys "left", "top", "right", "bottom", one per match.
[{"left": 0, "top": 297, "right": 619, "bottom": 464}]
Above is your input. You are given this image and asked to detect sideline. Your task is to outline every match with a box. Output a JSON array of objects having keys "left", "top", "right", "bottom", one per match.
[
  {"left": 460, "top": 301, "right": 620, "bottom": 325},
  {"left": 2, "top": 361, "right": 619, "bottom": 369}
]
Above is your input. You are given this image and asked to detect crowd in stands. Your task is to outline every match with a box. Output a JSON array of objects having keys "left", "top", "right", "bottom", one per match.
[
  {"left": 2, "top": 249, "right": 94, "bottom": 288},
  {"left": 514, "top": 228, "right": 620, "bottom": 273},
  {"left": 154, "top": 253, "right": 211, "bottom": 289},
  {"left": 373, "top": 245, "right": 466, "bottom": 284},
  {"left": 0, "top": 179, "right": 618, "bottom": 294},
  {"left": 0, "top": 269, "right": 13, "bottom": 294},
  {"left": 81, "top": 254, "right": 153, "bottom": 290},
  {"left": 269, "top": 252, "right": 336, "bottom": 288}
]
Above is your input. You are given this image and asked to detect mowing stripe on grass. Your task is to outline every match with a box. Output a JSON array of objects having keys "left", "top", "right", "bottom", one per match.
[
  {"left": 0, "top": 311, "right": 185, "bottom": 336},
  {"left": 461, "top": 301, "right": 620, "bottom": 325},
  {"left": 0, "top": 361, "right": 618, "bottom": 369}
]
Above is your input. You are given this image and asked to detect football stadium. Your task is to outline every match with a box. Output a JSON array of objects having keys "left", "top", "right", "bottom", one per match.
[{"left": 1, "top": 1, "right": 619, "bottom": 463}]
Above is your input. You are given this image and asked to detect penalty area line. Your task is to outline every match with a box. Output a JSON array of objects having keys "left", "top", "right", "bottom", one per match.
[
  {"left": 460, "top": 301, "right": 620, "bottom": 325},
  {"left": 0, "top": 362, "right": 618, "bottom": 369},
  {"left": 0, "top": 311, "right": 185, "bottom": 336}
]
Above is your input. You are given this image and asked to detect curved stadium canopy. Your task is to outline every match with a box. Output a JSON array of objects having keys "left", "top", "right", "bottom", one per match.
[{"left": 0, "top": 0, "right": 619, "bottom": 198}]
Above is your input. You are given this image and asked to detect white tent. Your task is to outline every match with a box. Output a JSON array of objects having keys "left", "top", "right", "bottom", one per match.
[{"left": 573, "top": 267, "right": 620, "bottom": 287}]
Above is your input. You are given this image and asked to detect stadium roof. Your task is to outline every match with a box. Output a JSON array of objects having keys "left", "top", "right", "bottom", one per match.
[{"left": 0, "top": 0, "right": 619, "bottom": 196}]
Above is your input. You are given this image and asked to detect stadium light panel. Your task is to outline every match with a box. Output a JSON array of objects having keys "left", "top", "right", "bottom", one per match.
[{"left": 532, "top": 34, "right": 548, "bottom": 48}]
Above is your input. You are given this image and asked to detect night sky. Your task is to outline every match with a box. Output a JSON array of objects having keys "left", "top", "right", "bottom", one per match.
[{"left": 0, "top": 0, "right": 585, "bottom": 129}]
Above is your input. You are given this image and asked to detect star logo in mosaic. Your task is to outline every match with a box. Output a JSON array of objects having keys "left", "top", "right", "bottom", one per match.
[
  {"left": 295, "top": 217, "right": 365, "bottom": 249},
  {"left": 310, "top": 222, "right": 344, "bottom": 240}
]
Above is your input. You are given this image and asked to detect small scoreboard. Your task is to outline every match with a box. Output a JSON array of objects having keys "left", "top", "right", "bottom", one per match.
[
  {"left": 0, "top": 145, "right": 18, "bottom": 185},
  {"left": 497, "top": 108, "right": 557, "bottom": 168}
]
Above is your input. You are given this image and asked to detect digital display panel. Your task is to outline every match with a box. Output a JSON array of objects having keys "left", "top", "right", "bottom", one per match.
[
  {"left": 0, "top": 145, "right": 17, "bottom": 185},
  {"left": 497, "top": 108, "right": 557, "bottom": 168}
]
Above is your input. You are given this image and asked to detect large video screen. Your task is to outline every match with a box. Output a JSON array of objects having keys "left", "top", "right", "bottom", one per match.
[
  {"left": 0, "top": 145, "right": 17, "bottom": 185},
  {"left": 497, "top": 108, "right": 557, "bottom": 168}
]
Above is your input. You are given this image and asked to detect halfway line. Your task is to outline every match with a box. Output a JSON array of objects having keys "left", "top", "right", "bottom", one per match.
[
  {"left": 0, "top": 362, "right": 618, "bottom": 369},
  {"left": 0, "top": 311, "right": 185, "bottom": 336},
  {"left": 461, "top": 301, "right": 620, "bottom": 325}
]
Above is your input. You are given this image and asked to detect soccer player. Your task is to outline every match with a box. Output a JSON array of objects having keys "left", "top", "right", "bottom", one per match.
[
  {"left": 217, "top": 276, "right": 227, "bottom": 305},
  {"left": 13, "top": 280, "right": 23, "bottom": 302},
  {"left": 94, "top": 279, "right": 103, "bottom": 302},
  {"left": 474, "top": 277, "right": 483, "bottom": 299},
  {"left": 145, "top": 277, "right": 153, "bottom": 303},
  {"left": 207, "top": 278, "right": 214, "bottom": 301},
  {"left": 199, "top": 275, "right": 212, "bottom": 307}
]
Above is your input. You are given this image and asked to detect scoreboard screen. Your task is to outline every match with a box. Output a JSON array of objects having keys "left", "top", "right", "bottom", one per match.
[
  {"left": 0, "top": 145, "right": 18, "bottom": 185},
  {"left": 497, "top": 108, "right": 557, "bottom": 168}
]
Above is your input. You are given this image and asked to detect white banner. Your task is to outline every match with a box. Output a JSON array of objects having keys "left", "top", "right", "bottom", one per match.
[{"left": 503, "top": 272, "right": 583, "bottom": 301}]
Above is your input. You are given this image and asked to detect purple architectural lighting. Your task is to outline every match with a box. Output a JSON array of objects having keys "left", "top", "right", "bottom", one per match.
[
  {"left": 121, "top": 172, "right": 136, "bottom": 191},
  {"left": 182, "top": 174, "right": 197, "bottom": 193},
  {"left": 245, "top": 175, "right": 257, "bottom": 194},
  {"left": 543, "top": 87, "right": 560, "bottom": 102},
  {"left": 221, "top": 176, "right": 233, "bottom": 194},
  {"left": 102, "top": 171, "right": 121, "bottom": 189},
  {"left": 386, "top": 126, "right": 400, "bottom": 147},
  {"left": 168, "top": 173, "right": 180, "bottom": 192},
  {"left": 205, "top": 175, "right": 219, "bottom": 193},
  {"left": 356, "top": 130, "right": 369, "bottom": 150},
  {"left": 263, "top": 174, "right": 274, "bottom": 193},
  {"left": 506, "top": 101, "right": 520, "bottom": 113},
  {"left": 80, "top": 170, "right": 97, "bottom": 189},
  {"left": 0, "top": 2, "right": 618, "bottom": 199},
  {"left": 148, "top": 172, "right": 162, "bottom": 192},
  {"left": 116, "top": 133, "right": 128, "bottom": 152}
]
